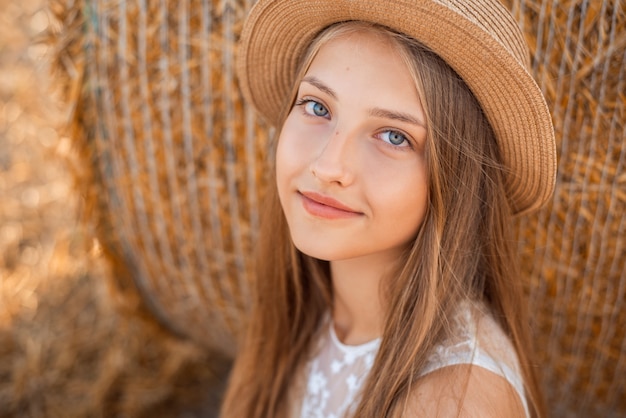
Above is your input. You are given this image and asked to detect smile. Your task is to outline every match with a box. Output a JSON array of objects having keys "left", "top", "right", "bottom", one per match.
[{"left": 299, "top": 191, "right": 363, "bottom": 219}]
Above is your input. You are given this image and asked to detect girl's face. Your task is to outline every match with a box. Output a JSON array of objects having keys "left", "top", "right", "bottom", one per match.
[{"left": 276, "top": 30, "right": 428, "bottom": 266}]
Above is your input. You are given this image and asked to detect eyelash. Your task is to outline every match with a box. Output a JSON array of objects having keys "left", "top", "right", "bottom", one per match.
[
  {"left": 377, "top": 130, "right": 412, "bottom": 149},
  {"left": 294, "top": 97, "right": 414, "bottom": 150},
  {"left": 294, "top": 98, "right": 330, "bottom": 119}
]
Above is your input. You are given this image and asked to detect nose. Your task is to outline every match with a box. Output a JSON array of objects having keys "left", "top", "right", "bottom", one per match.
[{"left": 309, "top": 129, "right": 355, "bottom": 186}]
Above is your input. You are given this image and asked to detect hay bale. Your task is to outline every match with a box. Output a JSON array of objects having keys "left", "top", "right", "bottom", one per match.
[
  {"left": 50, "top": 0, "right": 272, "bottom": 357},
  {"left": 50, "top": 0, "right": 625, "bottom": 416},
  {"left": 505, "top": 0, "right": 626, "bottom": 416}
]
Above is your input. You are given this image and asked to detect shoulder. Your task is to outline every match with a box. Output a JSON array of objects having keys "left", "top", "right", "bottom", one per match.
[
  {"left": 399, "top": 364, "right": 527, "bottom": 418},
  {"left": 402, "top": 300, "right": 529, "bottom": 417}
]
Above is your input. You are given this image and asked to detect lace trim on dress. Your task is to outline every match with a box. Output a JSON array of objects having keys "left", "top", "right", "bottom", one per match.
[{"left": 299, "top": 322, "right": 380, "bottom": 418}]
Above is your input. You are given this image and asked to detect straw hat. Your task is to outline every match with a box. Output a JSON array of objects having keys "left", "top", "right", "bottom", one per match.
[{"left": 237, "top": 0, "right": 557, "bottom": 214}]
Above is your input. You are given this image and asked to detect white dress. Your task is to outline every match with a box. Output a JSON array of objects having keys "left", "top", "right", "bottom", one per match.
[{"left": 297, "top": 301, "right": 529, "bottom": 418}]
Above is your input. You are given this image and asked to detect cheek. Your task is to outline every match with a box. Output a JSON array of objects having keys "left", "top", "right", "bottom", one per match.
[
  {"left": 405, "top": 171, "right": 429, "bottom": 232},
  {"left": 275, "top": 133, "right": 288, "bottom": 182},
  {"left": 370, "top": 160, "right": 429, "bottom": 232},
  {"left": 276, "top": 128, "right": 301, "bottom": 187},
  {"left": 276, "top": 115, "right": 324, "bottom": 183},
  {"left": 275, "top": 133, "right": 292, "bottom": 206},
  {"left": 276, "top": 121, "right": 310, "bottom": 199}
]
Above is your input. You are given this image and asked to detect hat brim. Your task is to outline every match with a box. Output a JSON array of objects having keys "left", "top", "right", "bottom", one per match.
[{"left": 237, "top": 0, "right": 556, "bottom": 215}]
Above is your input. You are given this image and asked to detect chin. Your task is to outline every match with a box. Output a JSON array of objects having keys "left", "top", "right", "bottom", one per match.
[
  {"left": 293, "top": 241, "right": 331, "bottom": 261},
  {"left": 291, "top": 237, "right": 343, "bottom": 261}
]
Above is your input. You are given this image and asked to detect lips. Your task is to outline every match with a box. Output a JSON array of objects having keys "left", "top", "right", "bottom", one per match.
[{"left": 299, "top": 191, "right": 362, "bottom": 219}]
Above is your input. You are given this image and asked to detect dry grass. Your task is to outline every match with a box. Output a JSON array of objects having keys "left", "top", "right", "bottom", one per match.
[
  {"left": 0, "top": 1, "right": 228, "bottom": 416},
  {"left": 3, "top": 0, "right": 625, "bottom": 417},
  {"left": 46, "top": 0, "right": 273, "bottom": 356},
  {"left": 506, "top": 2, "right": 626, "bottom": 416}
]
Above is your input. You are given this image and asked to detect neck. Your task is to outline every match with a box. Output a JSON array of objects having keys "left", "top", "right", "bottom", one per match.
[{"left": 330, "top": 252, "right": 399, "bottom": 345}]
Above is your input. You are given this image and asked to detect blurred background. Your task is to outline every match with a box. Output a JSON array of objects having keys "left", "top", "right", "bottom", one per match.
[
  {"left": 0, "top": 0, "right": 228, "bottom": 416},
  {"left": 1, "top": 0, "right": 624, "bottom": 417}
]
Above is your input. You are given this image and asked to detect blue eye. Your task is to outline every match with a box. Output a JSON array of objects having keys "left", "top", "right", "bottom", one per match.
[
  {"left": 303, "top": 100, "right": 329, "bottom": 117},
  {"left": 380, "top": 130, "right": 409, "bottom": 147}
]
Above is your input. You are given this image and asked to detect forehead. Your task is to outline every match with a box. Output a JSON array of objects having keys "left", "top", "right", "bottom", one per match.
[
  {"left": 301, "top": 29, "right": 421, "bottom": 109},
  {"left": 307, "top": 28, "right": 406, "bottom": 73}
]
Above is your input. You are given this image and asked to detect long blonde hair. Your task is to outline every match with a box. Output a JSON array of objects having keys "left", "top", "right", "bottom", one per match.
[{"left": 221, "top": 22, "right": 544, "bottom": 418}]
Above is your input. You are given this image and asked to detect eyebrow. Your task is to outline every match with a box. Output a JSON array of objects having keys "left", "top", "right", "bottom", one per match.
[
  {"left": 369, "top": 108, "right": 425, "bottom": 128},
  {"left": 301, "top": 76, "right": 425, "bottom": 128},
  {"left": 301, "top": 76, "right": 338, "bottom": 99}
]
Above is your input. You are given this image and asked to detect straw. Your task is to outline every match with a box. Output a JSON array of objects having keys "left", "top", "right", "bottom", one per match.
[{"left": 47, "top": 0, "right": 625, "bottom": 416}]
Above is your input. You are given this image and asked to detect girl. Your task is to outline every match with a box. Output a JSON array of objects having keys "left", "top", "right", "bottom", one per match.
[{"left": 223, "top": 0, "right": 556, "bottom": 417}]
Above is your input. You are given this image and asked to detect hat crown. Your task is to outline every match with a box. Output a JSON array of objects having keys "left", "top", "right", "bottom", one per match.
[{"left": 432, "top": 0, "right": 531, "bottom": 68}]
